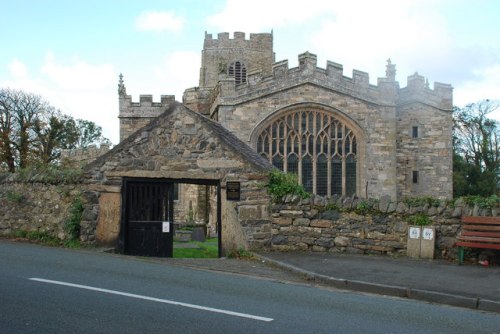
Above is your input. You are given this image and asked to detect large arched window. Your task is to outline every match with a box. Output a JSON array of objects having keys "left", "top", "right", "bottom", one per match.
[
  {"left": 228, "top": 61, "right": 247, "bottom": 85},
  {"left": 256, "top": 109, "right": 358, "bottom": 196}
]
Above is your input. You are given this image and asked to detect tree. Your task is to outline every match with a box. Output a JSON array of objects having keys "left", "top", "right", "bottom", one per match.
[
  {"left": 0, "top": 87, "right": 111, "bottom": 171},
  {"left": 0, "top": 88, "right": 48, "bottom": 171},
  {"left": 453, "top": 99, "right": 499, "bottom": 196}
]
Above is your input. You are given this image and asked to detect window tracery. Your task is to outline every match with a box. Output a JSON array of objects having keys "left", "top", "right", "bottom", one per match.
[
  {"left": 228, "top": 61, "right": 247, "bottom": 85},
  {"left": 256, "top": 109, "right": 358, "bottom": 196}
]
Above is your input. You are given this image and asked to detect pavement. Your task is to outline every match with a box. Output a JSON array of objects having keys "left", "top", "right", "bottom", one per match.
[{"left": 161, "top": 251, "right": 500, "bottom": 314}]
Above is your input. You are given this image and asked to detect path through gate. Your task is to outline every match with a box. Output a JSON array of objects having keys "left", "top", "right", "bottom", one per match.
[
  {"left": 122, "top": 178, "right": 174, "bottom": 257},
  {"left": 120, "top": 177, "right": 222, "bottom": 258}
]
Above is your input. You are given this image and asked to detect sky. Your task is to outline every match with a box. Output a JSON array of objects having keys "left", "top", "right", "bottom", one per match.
[{"left": 1, "top": 0, "right": 500, "bottom": 144}]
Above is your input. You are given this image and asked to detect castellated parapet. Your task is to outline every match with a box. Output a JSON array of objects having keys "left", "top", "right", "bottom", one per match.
[
  {"left": 203, "top": 31, "right": 273, "bottom": 50},
  {"left": 210, "top": 51, "right": 453, "bottom": 111},
  {"left": 118, "top": 74, "right": 175, "bottom": 142},
  {"left": 60, "top": 144, "right": 111, "bottom": 167},
  {"left": 184, "top": 47, "right": 454, "bottom": 200},
  {"left": 199, "top": 31, "right": 275, "bottom": 89}
]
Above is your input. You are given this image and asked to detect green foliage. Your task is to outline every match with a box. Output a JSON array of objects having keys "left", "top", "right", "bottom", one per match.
[
  {"left": 453, "top": 100, "right": 499, "bottom": 197},
  {"left": 16, "top": 164, "right": 83, "bottom": 184},
  {"left": 10, "top": 230, "right": 61, "bottom": 246},
  {"left": 64, "top": 239, "right": 82, "bottom": 249},
  {"left": 12, "top": 230, "right": 27, "bottom": 238},
  {"left": 461, "top": 195, "right": 499, "bottom": 209},
  {"left": 406, "top": 213, "right": 431, "bottom": 226},
  {"left": 6, "top": 190, "right": 24, "bottom": 202},
  {"left": 65, "top": 195, "right": 84, "bottom": 240},
  {"left": 354, "top": 200, "right": 373, "bottom": 215},
  {"left": 7, "top": 229, "right": 84, "bottom": 249},
  {"left": 402, "top": 196, "right": 441, "bottom": 207},
  {"left": 266, "top": 169, "right": 310, "bottom": 203},
  {"left": 0, "top": 87, "right": 111, "bottom": 172},
  {"left": 173, "top": 238, "right": 218, "bottom": 258},
  {"left": 227, "top": 247, "right": 254, "bottom": 259}
]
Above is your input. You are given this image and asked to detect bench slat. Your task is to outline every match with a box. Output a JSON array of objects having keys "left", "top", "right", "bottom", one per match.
[
  {"left": 463, "top": 225, "right": 500, "bottom": 231},
  {"left": 458, "top": 235, "right": 500, "bottom": 243},
  {"left": 462, "top": 231, "right": 500, "bottom": 238},
  {"left": 461, "top": 216, "right": 500, "bottom": 224},
  {"left": 455, "top": 241, "right": 500, "bottom": 250}
]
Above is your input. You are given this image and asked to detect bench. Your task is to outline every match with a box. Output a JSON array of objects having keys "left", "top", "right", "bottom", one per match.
[{"left": 456, "top": 216, "right": 500, "bottom": 264}]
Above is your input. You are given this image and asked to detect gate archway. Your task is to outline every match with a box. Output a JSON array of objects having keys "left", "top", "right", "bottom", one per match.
[{"left": 120, "top": 177, "right": 221, "bottom": 258}]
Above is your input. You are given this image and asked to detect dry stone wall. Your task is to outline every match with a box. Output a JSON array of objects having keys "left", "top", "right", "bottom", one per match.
[
  {"left": 0, "top": 181, "right": 97, "bottom": 243},
  {"left": 270, "top": 195, "right": 499, "bottom": 260}
]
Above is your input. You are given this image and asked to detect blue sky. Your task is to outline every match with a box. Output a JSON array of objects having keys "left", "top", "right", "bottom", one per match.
[{"left": 2, "top": 0, "right": 500, "bottom": 144}]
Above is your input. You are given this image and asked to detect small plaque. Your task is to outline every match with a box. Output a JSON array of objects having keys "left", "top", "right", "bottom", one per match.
[
  {"left": 409, "top": 227, "right": 420, "bottom": 239},
  {"left": 226, "top": 181, "right": 240, "bottom": 201},
  {"left": 422, "top": 228, "right": 434, "bottom": 240},
  {"left": 162, "top": 222, "right": 170, "bottom": 233}
]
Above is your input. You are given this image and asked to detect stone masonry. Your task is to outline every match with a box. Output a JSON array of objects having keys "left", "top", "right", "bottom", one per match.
[{"left": 121, "top": 31, "right": 454, "bottom": 200}]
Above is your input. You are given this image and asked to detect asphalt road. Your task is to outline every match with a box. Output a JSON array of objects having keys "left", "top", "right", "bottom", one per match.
[{"left": 1, "top": 240, "right": 499, "bottom": 333}]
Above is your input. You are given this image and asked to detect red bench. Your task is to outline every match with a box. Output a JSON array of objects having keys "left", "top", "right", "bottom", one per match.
[{"left": 456, "top": 216, "right": 500, "bottom": 264}]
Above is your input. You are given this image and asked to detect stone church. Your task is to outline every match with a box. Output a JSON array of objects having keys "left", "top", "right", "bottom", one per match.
[
  {"left": 119, "top": 31, "right": 453, "bottom": 201},
  {"left": 83, "top": 31, "right": 453, "bottom": 256}
]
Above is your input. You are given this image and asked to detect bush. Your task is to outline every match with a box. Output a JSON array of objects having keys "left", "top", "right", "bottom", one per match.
[
  {"left": 407, "top": 213, "right": 431, "bottom": 226},
  {"left": 266, "top": 169, "right": 309, "bottom": 203},
  {"left": 461, "top": 195, "right": 499, "bottom": 209},
  {"left": 65, "top": 195, "right": 84, "bottom": 240},
  {"left": 6, "top": 190, "right": 24, "bottom": 203}
]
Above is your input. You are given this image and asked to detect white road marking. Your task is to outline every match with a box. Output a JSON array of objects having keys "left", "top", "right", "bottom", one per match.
[{"left": 29, "top": 277, "right": 273, "bottom": 322}]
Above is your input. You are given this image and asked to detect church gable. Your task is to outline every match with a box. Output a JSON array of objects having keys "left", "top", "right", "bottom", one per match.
[{"left": 85, "top": 102, "right": 272, "bottom": 183}]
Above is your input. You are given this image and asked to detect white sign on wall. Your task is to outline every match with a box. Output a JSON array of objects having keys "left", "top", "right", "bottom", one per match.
[
  {"left": 409, "top": 227, "right": 420, "bottom": 239},
  {"left": 162, "top": 222, "right": 170, "bottom": 233},
  {"left": 422, "top": 228, "right": 434, "bottom": 240}
]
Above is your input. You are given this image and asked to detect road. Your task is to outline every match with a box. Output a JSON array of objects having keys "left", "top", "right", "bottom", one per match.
[{"left": 1, "top": 240, "right": 499, "bottom": 333}]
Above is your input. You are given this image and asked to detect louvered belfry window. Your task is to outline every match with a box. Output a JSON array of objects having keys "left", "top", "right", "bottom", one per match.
[
  {"left": 228, "top": 61, "right": 247, "bottom": 85},
  {"left": 256, "top": 110, "right": 357, "bottom": 196}
]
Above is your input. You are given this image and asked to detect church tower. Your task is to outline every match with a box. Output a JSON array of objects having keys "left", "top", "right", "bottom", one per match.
[{"left": 183, "top": 32, "right": 275, "bottom": 115}]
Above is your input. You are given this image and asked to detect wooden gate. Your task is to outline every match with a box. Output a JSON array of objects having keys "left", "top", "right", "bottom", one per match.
[{"left": 122, "top": 179, "right": 174, "bottom": 257}]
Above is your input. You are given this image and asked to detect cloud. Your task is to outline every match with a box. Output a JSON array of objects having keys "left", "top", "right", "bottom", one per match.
[
  {"left": 124, "top": 50, "right": 200, "bottom": 104},
  {"left": 135, "top": 11, "right": 184, "bottom": 32},
  {"left": 454, "top": 64, "right": 500, "bottom": 120},
  {"left": 156, "top": 51, "right": 200, "bottom": 98},
  {"left": 206, "top": 0, "right": 328, "bottom": 32},
  {"left": 8, "top": 59, "right": 29, "bottom": 79},
  {"left": 1, "top": 53, "right": 119, "bottom": 144}
]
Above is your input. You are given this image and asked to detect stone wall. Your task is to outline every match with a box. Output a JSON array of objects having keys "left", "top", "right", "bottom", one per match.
[
  {"left": 205, "top": 52, "right": 452, "bottom": 200},
  {"left": 200, "top": 32, "right": 274, "bottom": 88},
  {"left": 0, "top": 181, "right": 97, "bottom": 243},
  {"left": 60, "top": 144, "right": 111, "bottom": 167},
  {"left": 270, "top": 196, "right": 499, "bottom": 260},
  {"left": 84, "top": 102, "right": 273, "bottom": 253}
]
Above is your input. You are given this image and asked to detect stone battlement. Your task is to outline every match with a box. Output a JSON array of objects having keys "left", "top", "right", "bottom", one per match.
[
  {"left": 119, "top": 94, "right": 175, "bottom": 118},
  {"left": 60, "top": 144, "right": 111, "bottom": 166},
  {"left": 203, "top": 31, "right": 273, "bottom": 50},
  {"left": 214, "top": 51, "right": 452, "bottom": 110}
]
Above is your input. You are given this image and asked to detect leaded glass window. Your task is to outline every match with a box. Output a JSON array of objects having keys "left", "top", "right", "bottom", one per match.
[
  {"left": 228, "top": 61, "right": 247, "bottom": 85},
  {"left": 256, "top": 109, "right": 358, "bottom": 196}
]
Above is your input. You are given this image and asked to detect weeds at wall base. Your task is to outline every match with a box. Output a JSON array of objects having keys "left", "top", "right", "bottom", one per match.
[{"left": 4, "top": 230, "right": 83, "bottom": 249}]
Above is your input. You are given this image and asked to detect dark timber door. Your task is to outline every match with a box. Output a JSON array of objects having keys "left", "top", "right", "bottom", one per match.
[{"left": 123, "top": 179, "right": 174, "bottom": 257}]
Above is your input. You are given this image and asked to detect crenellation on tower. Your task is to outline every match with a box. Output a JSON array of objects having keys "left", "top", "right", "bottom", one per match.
[
  {"left": 398, "top": 73, "right": 453, "bottom": 111},
  {"left": 118, "top": 74, "right": 175, "bottom": 141}
]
